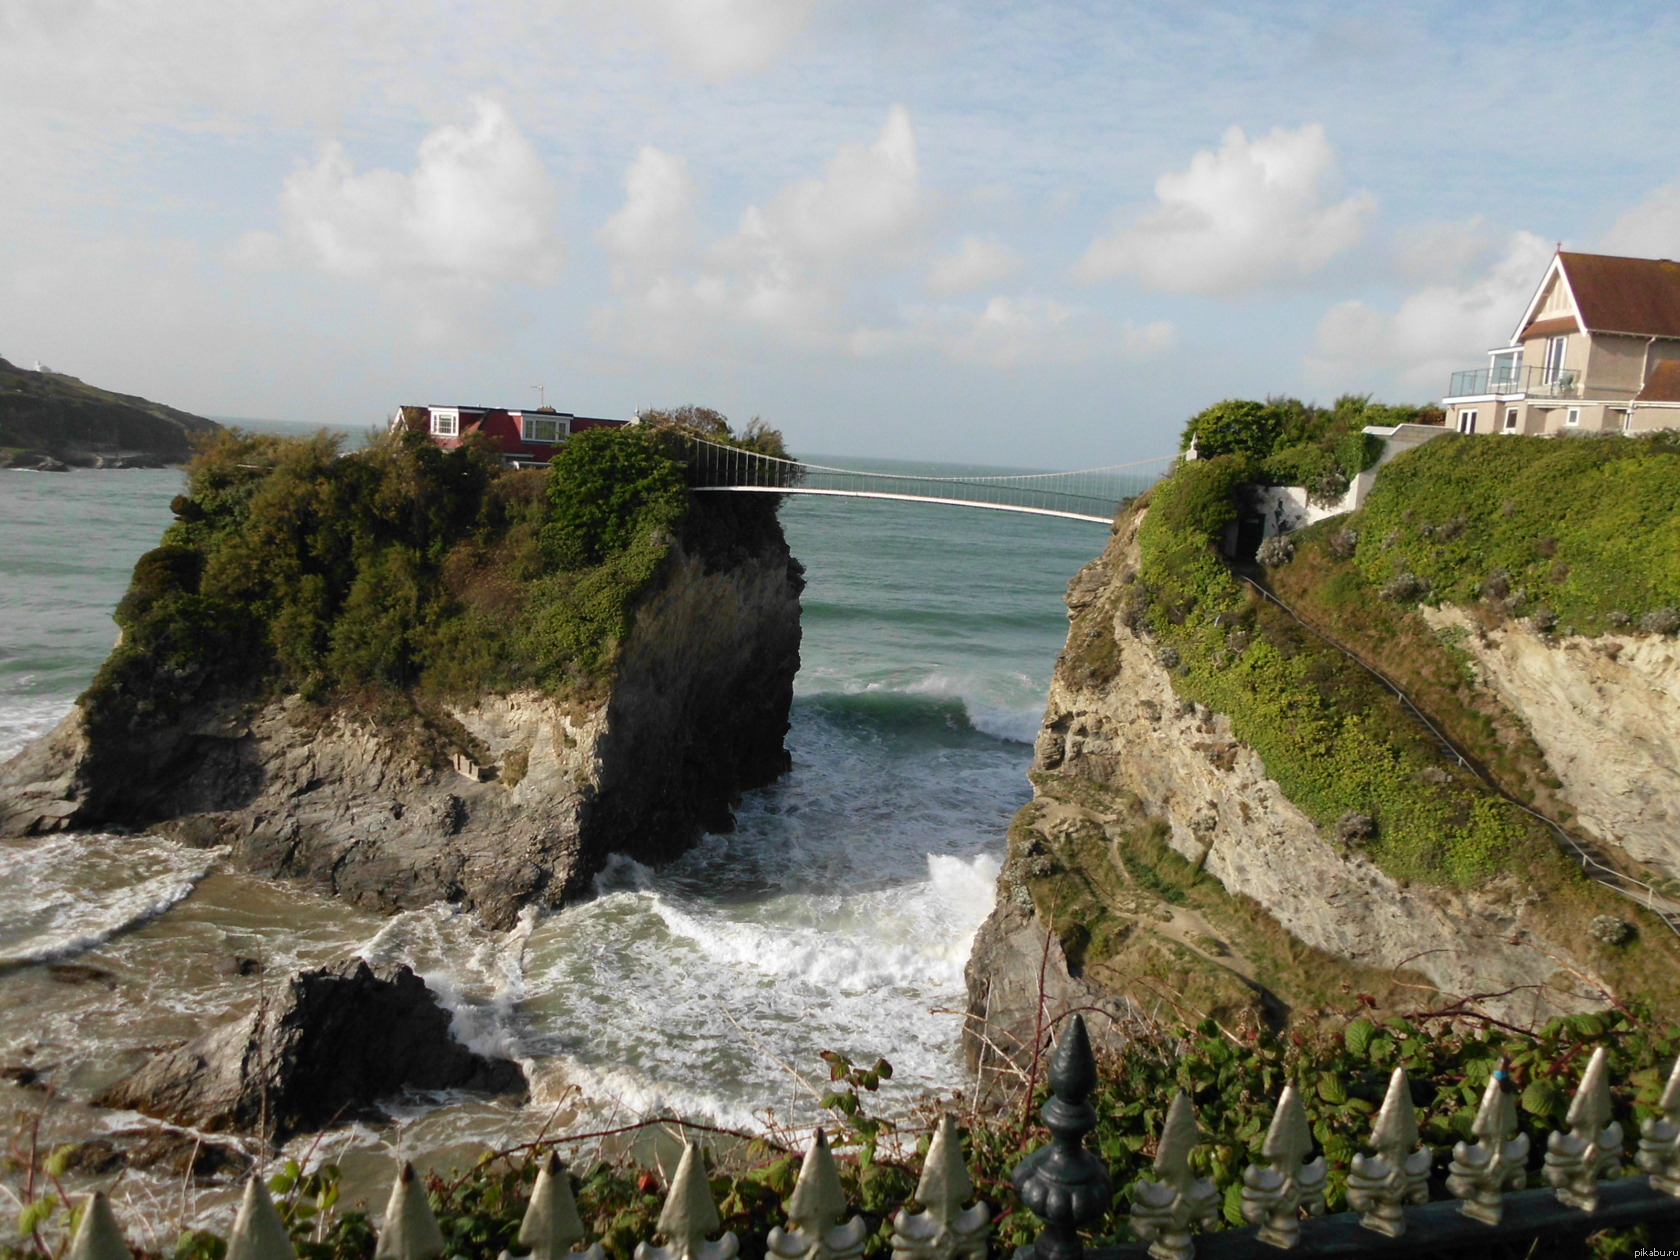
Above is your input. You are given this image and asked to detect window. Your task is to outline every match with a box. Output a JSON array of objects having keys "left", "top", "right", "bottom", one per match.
[
  {"left": 1566, "top": 408, "right": 1581, "bottom": 427},
  {"left": 1544, "top": 336, "right": 1567, "bottom": 382},
  {"left": 1618, "top": 408, "right": 1633, "bottom": 432},
  {"left": 430, "top": 410, "right": 459, "bottom": 437},
  {"left": 1503, "top": 407, "right": 1520, "bottom": 432},
  {"left": 524, "top": 415, "right": 568, "bottom": 444},
  {"left": 1457, "top": 409, "right": 1478, "bottom": 434},
  {"left": 1490, "top": 349, "right": 1522, "bottom": 389}
]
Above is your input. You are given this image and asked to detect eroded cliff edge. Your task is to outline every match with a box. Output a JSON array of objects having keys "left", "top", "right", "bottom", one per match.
[
  {"left": 0, "top": 424, "right": 802, "bottom": 928},
  {"left": 966, "top": 433, "right": 1680, "bottom": 1071}
]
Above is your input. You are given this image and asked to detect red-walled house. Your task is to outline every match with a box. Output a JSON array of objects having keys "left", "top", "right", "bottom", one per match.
[{"left": 391, "top": 404, "right": 633, "bottom": 467}]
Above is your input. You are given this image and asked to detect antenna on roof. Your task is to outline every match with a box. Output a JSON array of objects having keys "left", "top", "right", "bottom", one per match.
[{"left": 532, "top": 384, "right": 545, "bottom": 409}]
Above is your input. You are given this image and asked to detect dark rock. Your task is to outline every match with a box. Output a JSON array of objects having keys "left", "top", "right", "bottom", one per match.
[
  {"left": 61, "top": 1131, "right": 250, "bottom": 1179},
  {"left": 46, "top": 963, "right": 117, "bottom": 986},
  {"left": 213, "top": 956, "right": 264, "bottom": 978},
  {"left": 93, "top": 959, "right": 526, "bottom": 1139},
  {"left": 2, "top": 1064, "right": 44, "bottom": 1089}
]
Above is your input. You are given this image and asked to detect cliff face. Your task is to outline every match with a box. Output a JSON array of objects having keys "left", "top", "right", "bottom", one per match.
[
  {"left": 1420, "top": 606, "right": 1680, "bottom": 876},
  {"left": 0, "top": 528, "right": 802, "bottom": 930},
  {"left": 965, "top": 502, "right": 1680, "bottom": 1072}
]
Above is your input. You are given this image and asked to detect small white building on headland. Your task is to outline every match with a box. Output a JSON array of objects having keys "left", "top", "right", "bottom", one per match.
[{"left": 1442, "top": 251, "right": 1680, "bottom": 437}]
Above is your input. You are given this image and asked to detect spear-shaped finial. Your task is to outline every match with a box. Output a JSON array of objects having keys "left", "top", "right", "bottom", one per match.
[
  {"left": 1011, "top": 1015, "right": 1112, "bottom": 1260},
  {"left": 1637, "top": 1056, "right": 1680, "bottom": 1197},
  {"left": 1446, "top": 1072, "right": 1529, "bottom": 1225},
  {"left": 518, "top": 1152, "right": 602, "bottom": 1260},
  {"left": 66, "top": 1191, "right": 131, "bottom": 1260},
  {"left": 767, "top": 1130, "right": 867, "bottom": 1260},
  {"left": 1130, "top": 1092, "right": 1218, "bottom": 1260},
  {"left": 892, "top": 1114, "right": 990, "bottom": 1260},
  {"left": 1544, "top": 1047, "right": 1624, "bottom": 1211},
  {"left": 634, "top": 1144, "right": 738, "bottom": 1260},
  {"left": 1240, "top": 1083, "right": 1327, "bottom": 1247},
  {"left": 374, "top": 1164, "right": 446, "bottom": 1260},
  {"left": 1346, "top": 1068, "right": 1430, "bottom": 1237},
  {"left": 226, "top": 1176, "right": 297, "bottom": 1260}
]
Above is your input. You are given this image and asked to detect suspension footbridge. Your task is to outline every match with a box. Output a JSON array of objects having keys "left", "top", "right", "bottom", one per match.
[{"left": 677, "top": 436, "right": 1175, "bottom": 523}]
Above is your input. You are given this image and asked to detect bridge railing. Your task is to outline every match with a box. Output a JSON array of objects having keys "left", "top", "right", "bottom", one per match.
[
  {"left": 672, "top": 436, "right": 1175, "bottom": 524},
  {"left": 54, "top": 1015, "right": 1680, "bottom": 1260}
]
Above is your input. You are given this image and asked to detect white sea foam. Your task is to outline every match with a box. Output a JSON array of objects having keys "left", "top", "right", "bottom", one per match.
[
  {"left": 902, "top": 670, "right": 1044, "bottom": 745},
  {"left": 0, "top": 693, "right": 73, "bottom": 761},
  {"left": 0, "top": 833, "right": 217, "bottom": 969}
]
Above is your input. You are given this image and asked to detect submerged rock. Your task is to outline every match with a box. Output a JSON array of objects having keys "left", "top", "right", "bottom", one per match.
[{"left": 94, "top": 959, "right": 525, "bottom": 1140}]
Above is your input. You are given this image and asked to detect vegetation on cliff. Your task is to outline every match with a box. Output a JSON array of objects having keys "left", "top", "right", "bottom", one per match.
[
  {"left": 84, "top": 411, "right": 785, "bottom": 742},
  {"left": 0, "top": 356, "right": 221, "bottom": 468}
]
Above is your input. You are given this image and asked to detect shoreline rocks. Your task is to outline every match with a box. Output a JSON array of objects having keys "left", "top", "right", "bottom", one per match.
[{"left": 94, "top": 959, "right": 525, "bottom": 1140}]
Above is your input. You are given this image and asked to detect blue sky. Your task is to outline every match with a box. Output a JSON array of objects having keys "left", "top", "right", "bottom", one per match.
[{"left": 4, "top": 0, "right": 1679, "bottom": 466}]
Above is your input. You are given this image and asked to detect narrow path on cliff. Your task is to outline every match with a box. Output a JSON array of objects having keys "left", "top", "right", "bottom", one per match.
[{"left": 1238, "top": 573, "right": 1680, "bottom": 939}]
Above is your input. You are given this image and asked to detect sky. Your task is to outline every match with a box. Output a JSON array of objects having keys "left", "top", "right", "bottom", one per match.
[{"left": 4, "top": 0, "right": 1680, "bottom": 468}]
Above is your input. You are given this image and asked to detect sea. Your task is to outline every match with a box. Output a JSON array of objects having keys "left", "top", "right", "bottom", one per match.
[{"left": 0, "top": 425, "right": 1110, "bottom": 1226}]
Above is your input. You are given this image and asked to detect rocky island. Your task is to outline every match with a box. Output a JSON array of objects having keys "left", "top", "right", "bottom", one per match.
[
  {"left": 0, "top": 417, "right": 803, "bottom": 928},
  {"left": 0, "top": 356, "right": 223, "bottom": 468},
  {"left": 967, "top": 408, "right": 1680, "bottom": 1069}
]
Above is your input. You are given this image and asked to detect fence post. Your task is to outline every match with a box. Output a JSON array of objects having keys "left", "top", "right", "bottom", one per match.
[
  {"left": 1446, "top": 1072, "right": 1529, "bottom": 1224},
  {"left": 519, "top": 1151, "right": 603, "bottom": 1260},
  {"left": 227, "top": 1176, "right": 297, "bottom": 1260},
  {"left": 1545, "top": 1046, "right": 1624, "bottom": 1211},
  {"left": 1011, "top": 1015, "right": 1111, "bottom": 1260},
  {"left": 634, "top": 1143, "right": 739, "bottom": 1260},
  {"left": 1346, "top": 1068, "right": 1430, "bottom": 1237},
  {"left": 374, "top": 1163, "right": 447, "bottom": 1260},
  {"left": 1239, "top": 1082, "right": 1326, "bottom": 1247},
  {"left": 891, "top": 1113, "right": 990, "bottom": 1260},
  {"left": 66, "top": 1191, "right": 130, "bottom": 1260},
  {"left": 1129, "top": 1092, "right": 1218, "bottom": 1260},
  {"left": 1637, "top": 1056, "right": 1680, "bottom": 1196},
  {"left": 767, "top": 1129, "right": 867, "bottom": 1260}
]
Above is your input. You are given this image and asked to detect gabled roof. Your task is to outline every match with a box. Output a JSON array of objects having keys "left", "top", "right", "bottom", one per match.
[{"left": 1516, "top": 252, "right": 1680, "bottom": 341}]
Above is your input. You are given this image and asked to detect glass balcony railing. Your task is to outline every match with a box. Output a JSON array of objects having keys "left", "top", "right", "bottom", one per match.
[{"left": 1447, "top": 363, "right": 1581, "bottom": 399}]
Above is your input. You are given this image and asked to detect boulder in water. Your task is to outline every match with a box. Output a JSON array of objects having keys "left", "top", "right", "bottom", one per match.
[{"left": 94, "top": 959, "right": 524, "bottom": 1139}]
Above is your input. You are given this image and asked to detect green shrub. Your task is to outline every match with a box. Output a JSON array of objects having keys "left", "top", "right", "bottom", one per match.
[{"left": 1181, "top": 399, "right": 1279, "bottom": 459}]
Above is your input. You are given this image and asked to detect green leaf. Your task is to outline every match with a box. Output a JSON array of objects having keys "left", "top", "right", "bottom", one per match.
[
  {"left": 1317, "top": 1072, "right": 1348, "bottom": 1105},
  {"left": 1222, "top": 1181, "right": 1246, "bottom": 1227},
  {"left": 43, "top": 1145, "right": 73, "bottom": 1179},
  {"left": 1521, "top": 1079, "right": 1563, "bottom": 1121},
  {"left": 1344, "top": 1019, "right": 1376, "bottom": 1057}
]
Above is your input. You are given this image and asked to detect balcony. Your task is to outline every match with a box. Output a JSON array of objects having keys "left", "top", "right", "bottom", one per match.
[{"left": 1447, "top": 363, "right": 1581, "bottom": 399}]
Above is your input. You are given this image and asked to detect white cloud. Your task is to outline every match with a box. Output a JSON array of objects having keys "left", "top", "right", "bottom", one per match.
[
  {"left": 631, "top": 0, "right": 818, "bottom": 80},
  {"left": 597, "top": 106, "right": 925, "bottom": 354},
  {"left": 1308, "top": 230, "right": 1553, "bottom": 395},
  {"left": 1395, "top": 216, "right": 1500, "bottom": 282},
  {"left": 1600, "top": 185, "right": 1680, "bottom": 258},
  {"left": 275, "top": 98, "right": 564, "bottom": 289},
  {"left": 1075, "top": 123, "right": 1374, "bottom": 296},
  {"left": 850, "top": 297, "right": 1173, "bottom": 368},
  {"left": 925, "top": 236, "right": 1023, "bottom": 296}
]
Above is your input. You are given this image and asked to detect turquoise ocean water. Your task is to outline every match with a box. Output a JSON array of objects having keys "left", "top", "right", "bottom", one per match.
[{"left": 0, "top": 431, "right": 1111, "bottom": 1218}]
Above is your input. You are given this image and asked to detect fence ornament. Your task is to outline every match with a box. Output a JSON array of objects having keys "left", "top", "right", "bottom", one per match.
[
  {"left": 1543, "top": 1046, "right": 1624, "bottom": 1212},
  {"left": 635, "top": 1142, "right": 739, "bottom": 1260},
  {"left": 1129, "top": 1091, "right": 1219, "bottom": 1260},
  {"left": 518, "top": 1152, "right": 604, "bottom": 1260},
  {"left": 1636, "top": 1056, "right": 1680, "bottom": 1196},
  {"left": 1238, "top": 1083, "right": 1326, "bottom": 1248},
  {"left": 1012, "top": 1014, "right": 1113, "bottom": 1260},
  {"left": 1446, "top": 1072, "right": 1529, "bottom": 1225},
  {"left": 768, "top": 1129, "right": 867, "bottom": 1260},
  {"left": 1345, "top": 1067, "right": 1430, "bottom": 1237},
  {"left": 375, "top": 1163, "right": 447, "bottom": 1260},
  {"left": 892, "top": 1113, "right": 990, "bottom": 1260},
  {"left": 227, "top": 1176, "right": 298, "bottom": 1260},
  {"left": 66, "top": 1191, "right": 130, "bottom": 1260}
]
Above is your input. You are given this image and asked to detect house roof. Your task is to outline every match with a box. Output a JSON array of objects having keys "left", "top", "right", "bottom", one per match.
[
  {"left": 1518, "top": 315, "right": 1579, "bottom": 341},
  {"left": 1557, "top": 252, "right": 1680, "bottom": 338},
  {"left": 1636, "top": 360, "right": 1680, "bottom": 402}
]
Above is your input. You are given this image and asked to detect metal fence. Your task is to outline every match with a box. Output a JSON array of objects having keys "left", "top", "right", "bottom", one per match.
[{"left": 59, "top": 1015, "right": 1680, "bottom": 1260}]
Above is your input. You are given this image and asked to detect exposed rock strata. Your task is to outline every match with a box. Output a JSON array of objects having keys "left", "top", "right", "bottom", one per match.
[
  {"left": 0, "top": 529, "right": 803, "bottom": 928},
  {"left": 1421, "top": 606, "right": 1680, "bottom": 877},
  {"left": 94, "top": 959, "right": 524, "bottom": 1139},
  {"left": 967, "top": 508, "right": 1618, "bottom": 1069}
]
